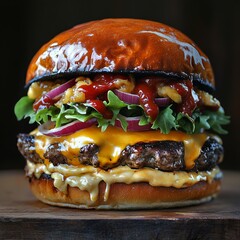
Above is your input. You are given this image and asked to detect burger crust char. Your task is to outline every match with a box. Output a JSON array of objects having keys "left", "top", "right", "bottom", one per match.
[{"left": 17, "top": 134, "right": 223, "bottom": 172}]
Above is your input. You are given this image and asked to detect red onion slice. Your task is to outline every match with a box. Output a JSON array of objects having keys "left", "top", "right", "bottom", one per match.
[
  {"left": 155, "top": 97, "right": 171, "bottom": 107},
  {"left": 113, "top": 89, "right": 139, "bottom": 104},
  {"left": 38, "top": 118, "right": 97, "bottom": 137},
  {"left": 47, "top": 78, "right": 76, "bottom": 100},
  {"left": 113, "top": 89, "right": 170, "bottom": 106},
  {"left": 115, "top": 116, "right": 152, "bottom": 131}
]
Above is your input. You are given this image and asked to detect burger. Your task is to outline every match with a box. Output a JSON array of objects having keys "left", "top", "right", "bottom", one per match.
[{"left": 14, "top": 18, "right": 230, "bottom": 209}]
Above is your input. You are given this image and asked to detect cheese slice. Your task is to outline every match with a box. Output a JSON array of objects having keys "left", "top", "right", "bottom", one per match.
[{"left": 33, "top": 125, "right": 220, "bottom": 169}]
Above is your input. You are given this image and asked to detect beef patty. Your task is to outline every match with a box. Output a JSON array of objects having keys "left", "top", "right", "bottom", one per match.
[{"left": 17, "top": 133, "right": 223, "bottom": 171}]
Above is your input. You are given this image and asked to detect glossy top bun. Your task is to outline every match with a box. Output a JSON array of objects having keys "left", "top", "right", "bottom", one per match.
[{"left": 26, "top": 18, "right": 214, "bottom": 88}]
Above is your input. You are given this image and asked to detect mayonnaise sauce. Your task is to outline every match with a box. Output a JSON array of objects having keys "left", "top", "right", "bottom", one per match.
[{"left": 26, "top": 160, "right": 222, "bottom": 203}]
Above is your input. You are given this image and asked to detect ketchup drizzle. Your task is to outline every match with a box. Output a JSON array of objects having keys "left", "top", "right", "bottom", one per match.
[
  {"left": 78, "top": 74, "right": 128, "bottom": 100},
  {"left": 170, "top": 80, "right": 197, "bottom": 115},
  {"left": 33, "top": 95, "right": 55, "bottom": 111},
  {"left": 33, "top": 74, "right": 128, "bottom": 113},
  {"left": 135, "top": 82, "right": 159, "bottom": 121},
  {"left": 78, "top": 74, "right": 128, "bottom": 118},
  {"left": 134, "top": 77, "right": 198, "bottom": 120},
  {"left": 33, "top": 74, "right": 198, "bottom": 120}
]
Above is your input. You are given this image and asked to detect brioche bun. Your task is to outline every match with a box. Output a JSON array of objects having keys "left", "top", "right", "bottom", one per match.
[
  {"left": 26, "top": 18, "right": 214, "bottom": 92},
  {"left": 29, "top": 175, "right": 221, "bottom": 209}
]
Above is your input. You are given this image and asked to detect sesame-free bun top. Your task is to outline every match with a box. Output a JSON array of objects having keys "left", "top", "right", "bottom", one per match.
[{"left": 26, "top": 18, "right": 214, "bottom": 89}]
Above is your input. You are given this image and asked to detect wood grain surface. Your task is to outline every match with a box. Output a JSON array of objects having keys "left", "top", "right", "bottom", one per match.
[{"left": 0, "top": 170, "right": 239, "bottom": 239}]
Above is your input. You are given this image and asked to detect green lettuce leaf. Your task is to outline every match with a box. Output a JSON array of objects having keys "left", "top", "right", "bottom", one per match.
[
  {"left": 14, "top": 92, "right": 230, "bottom": 135},
  {"left": 204, "top": 108, "right": 230, "bottom": 134},
  {"left": 176, "top": 112, "right": 195, "bottom": 134},
  {"left": 104, "top": 90, "right": 127, "bottom": 109},
  {"left": 14, "top": 96, "right": 35, "bottom": 123},
  {"left": 152, "top": 106, "right": 177, "bottom": 134}
]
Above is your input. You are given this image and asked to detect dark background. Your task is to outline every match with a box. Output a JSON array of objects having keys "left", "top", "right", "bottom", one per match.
[{"left": 1, "top": 0, "right": 239, "bottom": 170}]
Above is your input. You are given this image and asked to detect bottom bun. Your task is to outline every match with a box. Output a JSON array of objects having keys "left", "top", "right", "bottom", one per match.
[{"left": 29, "top": 176, "right": 221, "bottom": 209}]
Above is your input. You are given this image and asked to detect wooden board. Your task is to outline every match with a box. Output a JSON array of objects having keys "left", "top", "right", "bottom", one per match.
[{"left": 0, "top": 170, "right": 239, "bottom": 239}]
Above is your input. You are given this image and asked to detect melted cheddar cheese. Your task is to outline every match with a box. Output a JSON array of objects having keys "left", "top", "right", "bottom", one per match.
[
  {"left": 28, "top": 126, "right": 222, "bottom": 203},
  {"left": 33, "top": 125, "right": 221, "bottom": 169}
]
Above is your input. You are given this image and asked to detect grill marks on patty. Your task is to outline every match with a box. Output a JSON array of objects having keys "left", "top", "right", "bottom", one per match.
[
  {"left": 17, "top": 134, "right": 223, "bottom": 171},
  {"left": 79, "top": 144, "right": 99, "bottom": 167},
  {"left": 44, "top": 143, "right": 67, "bottom": 166},
  {"left": 17, "top": 134, "right": 43, "bottom": 164},
  {"left": 119, "top": 141, "right": 185, "bottom": 171},
  {"left": 193, "top": 138, "right": 224, "bottom": 171}
]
